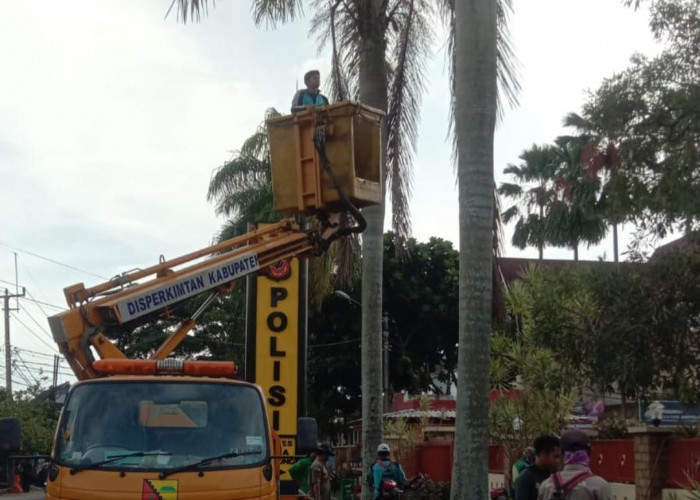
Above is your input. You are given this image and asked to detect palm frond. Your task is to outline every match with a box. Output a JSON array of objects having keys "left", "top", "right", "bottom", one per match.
[
  {"left": 251, "top": 0, "right": 304, "bottom": 28},
  {"left": 166, "top": 0, "right": 211, "bottom": 23},
  {"left": 498, "top": 182, "right": 523, "bottom": 199},
  {"left": 495, "top": 0, "right": 521, "bottom": 116},
  {"left": 310, "top": 0, "right": 360, "bottom": 99},
  {"left": 562, "top": 112, "right": 595, "bottom": 133},
  {"left": 207, "top": 156, "right": 272, "bottom": 206},
  {"left": 442, "top": 0, "right": 520, "bottom": 166},
  {"left": 501, "top": 205, "right": 521, "bottom": 224},
  {"left": 386, "top": 0, "right": 433, "bottom": 246}
]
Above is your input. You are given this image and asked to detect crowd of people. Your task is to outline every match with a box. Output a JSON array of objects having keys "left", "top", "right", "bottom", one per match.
[
  {"left": 290, "top": 443, "right": 407, "bottom": 500},
  {"left": 511, "top": 430, "right": 612, "bottom": 500}
]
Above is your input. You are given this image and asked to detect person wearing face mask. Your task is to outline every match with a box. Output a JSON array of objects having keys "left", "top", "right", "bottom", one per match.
[{"left": 537, "top": 430, "right": 612, "bottom": 500}]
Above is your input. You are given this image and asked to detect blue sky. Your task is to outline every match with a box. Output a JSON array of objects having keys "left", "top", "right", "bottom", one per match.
[{"left": 0, "top": 0, "right": 661, "bottom": 383}]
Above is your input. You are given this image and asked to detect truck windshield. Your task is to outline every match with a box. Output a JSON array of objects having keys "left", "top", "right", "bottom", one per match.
[{"left": 56, "top": 381, "right": 268, "bottom": 472}]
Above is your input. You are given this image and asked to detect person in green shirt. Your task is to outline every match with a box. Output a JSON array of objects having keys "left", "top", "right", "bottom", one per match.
[
  {"left": 290, "top": 450, "right": 317, "bottom": 495},
  {"left": 512, "top": 446, "right": 536, "bottom": 486},
  {"left": 514, "top": 435, "right": 561, "bottom": 500}
]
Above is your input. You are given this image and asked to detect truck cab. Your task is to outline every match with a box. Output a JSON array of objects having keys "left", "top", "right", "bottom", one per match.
[{"left": 48, "top": 372, "right": 304, "bottom": 500}]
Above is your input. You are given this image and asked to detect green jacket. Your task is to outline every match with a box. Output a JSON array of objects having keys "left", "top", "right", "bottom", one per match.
[{"left": 289, "top": 457, "right": 314, "bottom": 494}]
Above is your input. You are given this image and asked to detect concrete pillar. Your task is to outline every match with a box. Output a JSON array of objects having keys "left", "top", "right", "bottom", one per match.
[{"left": 630, "top": 427, "right": 673, "bottom": 500}]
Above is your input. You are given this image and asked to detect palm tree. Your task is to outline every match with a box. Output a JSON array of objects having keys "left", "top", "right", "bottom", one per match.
[
  {"left": 498, "top": 144, "right": 560, "bottom": 259},
  {"left": 564, "top": 112, "right": 629, "bottom": 262},
  {"left": 207, "top": 108, "right": 283, "bottom": 241},
  {"left": 170, "top": 4, "right": 518, "bottom": 496},
  {"left": 548, "top": 135, "right": 607, "bottom": 261},
  {"left": 450, "top": 0, "right": 498, "bottom": 497}
]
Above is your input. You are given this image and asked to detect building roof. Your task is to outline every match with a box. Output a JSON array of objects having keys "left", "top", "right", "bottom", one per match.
[
  {"left": 384, "top": 409, "right": 456, "bottom": 420},
  {"left": 497, "top": 257, "right": 619, "bottom": 284}
]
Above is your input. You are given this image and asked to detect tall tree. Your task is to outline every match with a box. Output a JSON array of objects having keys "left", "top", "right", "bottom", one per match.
[
  {"left": 547, "top": 135, "right": 607, "bottom": 261},
  {"left": 207, "top": 108, "right": 283, "bottom": 241},
  {"left": 450, "top": 0, "right": 498, "bottom": 498},
  {"left": 169, "top": 3, "right": 435, "bottom": 495},
  {"left": 170, "top": 5, "right": 517, "bottom": 495},
  {"left": 563, "top": 113, "right": 630, "bottom": 262},
  {"left": 576, "top": 0, "right": 700, "bottom": 242},
  {"left": 498, "top": 144, "right": 560, "bottom": 259}
]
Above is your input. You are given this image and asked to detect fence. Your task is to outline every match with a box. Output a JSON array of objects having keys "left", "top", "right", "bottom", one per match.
[
  {"left": 668, "top": 438, "right": 700, "bottom": 488},
  {"left": 590, "top": 440, "right": 636, "bottom": 483}
]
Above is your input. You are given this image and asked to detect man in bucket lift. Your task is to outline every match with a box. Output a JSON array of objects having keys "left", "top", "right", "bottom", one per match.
[{"left": 291, "top": 70, "right": 330, "bottom": 113}]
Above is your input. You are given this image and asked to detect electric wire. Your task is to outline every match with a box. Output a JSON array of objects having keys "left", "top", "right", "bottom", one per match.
[
  {"left": 9, "top": 312, "right": 58, "bottom": 351},
  {"left": 0, "top": 241, "right": 107, "bottom": 280}
]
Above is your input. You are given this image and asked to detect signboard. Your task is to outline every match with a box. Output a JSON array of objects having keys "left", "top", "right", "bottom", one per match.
[
  {"left": 567, "top": 399, "right": 605, "bottom": 430},
  {"left": 118, "top": 252, "right": 260, "bottom": 322},
  {"left": 639, "top": 401, "right": 700, "bottom": 427},
  {"left": 246, "top": 253, "right": 307, "bottom": 488}
]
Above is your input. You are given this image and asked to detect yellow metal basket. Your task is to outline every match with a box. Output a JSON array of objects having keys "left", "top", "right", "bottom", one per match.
[{"left": 267, "top": 101, "right": 384, "bottom": 215}]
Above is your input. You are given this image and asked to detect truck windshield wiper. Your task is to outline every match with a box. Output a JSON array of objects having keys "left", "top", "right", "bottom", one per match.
[
  {"left": 159, "top": 450, "right": 262, "bottom": 479},
  {"left": 70, "top": 451, "right": 171, "bottom": 475}
]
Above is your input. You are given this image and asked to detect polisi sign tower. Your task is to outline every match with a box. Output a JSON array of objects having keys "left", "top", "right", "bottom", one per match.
[{"left": 246, "top": 250, "right": 307, "bottom": 491}]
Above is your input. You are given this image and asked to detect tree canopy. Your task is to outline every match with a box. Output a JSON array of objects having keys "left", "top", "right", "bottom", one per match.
[{"left": 571, "top": 0, "right": 699, "bottom": 241}]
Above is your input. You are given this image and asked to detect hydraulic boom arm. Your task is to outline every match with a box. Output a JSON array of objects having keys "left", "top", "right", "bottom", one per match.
[
  {"left": 48, "top": 101, "right": 385, "bottom": 381},
  {"left": 49, "top": 219, "right": 329, "bottom": 380}
]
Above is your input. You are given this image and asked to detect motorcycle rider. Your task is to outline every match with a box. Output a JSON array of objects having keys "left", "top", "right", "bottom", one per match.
[{"left": 371, "top": 443, "right": 407, "bottom": 499}]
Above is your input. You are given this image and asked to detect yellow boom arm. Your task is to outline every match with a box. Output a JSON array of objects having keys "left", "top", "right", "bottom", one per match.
[{"left": 48, "top": 220, "right": 319, "bottom": 380}]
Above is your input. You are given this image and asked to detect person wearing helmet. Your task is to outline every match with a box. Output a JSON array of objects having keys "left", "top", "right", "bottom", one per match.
[
  {"left": 291, "top": 70, "right": 330, "bottom": 113},
  {"left": 371, "top": 443, "right": 407, "bottom": 499}
]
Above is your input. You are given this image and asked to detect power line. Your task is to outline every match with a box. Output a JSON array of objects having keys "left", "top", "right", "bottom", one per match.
[
  {"left": 17, "top": 304, "right": 53, "bottom": 338},
  {"left": 24, "top": 289, "right": 50, "bottom": 317},
  {"left": 309, "top": 338, "right": 360, "bottom": 349},
  {"left": 9, "top": 312, "right": 58, "bottom": 352},
  {"left": 0, "top": 241, "right": 107, "bottom": 280},
  {"left": 0, "top": 279, "right": 66, "bottom": 310},
  {"left": 23, "top": 296, "right": 65, "bottom": 311},
  {"left": 14, "top": 352, "right": 40, "bottom": 385},
  {"left": 14, "top": 347, "right": 58, "bottom": 359}
]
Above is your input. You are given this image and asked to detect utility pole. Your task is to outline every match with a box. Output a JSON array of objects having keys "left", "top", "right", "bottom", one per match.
[
  {"left": 53, "top": 355, "right": 60, "bottom": 388},
  {"left": 3, "top": 287, "right": 25, "bottom": 396}
]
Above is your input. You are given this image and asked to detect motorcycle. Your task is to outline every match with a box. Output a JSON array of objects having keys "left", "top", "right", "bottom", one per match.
[{"left": 380, "top": 479, "right": 403, "bottom": 500}]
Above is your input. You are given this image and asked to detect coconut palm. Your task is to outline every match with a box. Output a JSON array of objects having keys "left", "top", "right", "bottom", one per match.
[
  {"left": 449, "top": 0, "right": 498, "bottom": 497},
  {"left": 498, "top": 144, "right": 560, "bottom": 259},
  {"left": 170, "top": 3, "right": 518, "bottom": 495},
  {"left": 207, "top": 108, "right": 283, "bottom": 241}
]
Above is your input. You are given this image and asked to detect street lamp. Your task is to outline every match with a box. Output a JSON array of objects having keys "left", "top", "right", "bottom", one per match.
[
  {"left": 333, "top": 290, "right": 362, "bottom": 307},
  {"left": 333, "top": 290, "right": 391, "bottom": 412}
]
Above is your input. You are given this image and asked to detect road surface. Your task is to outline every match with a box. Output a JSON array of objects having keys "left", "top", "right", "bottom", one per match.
[{"left": 0, "top": 491, "right": 44, "bottom": 499}]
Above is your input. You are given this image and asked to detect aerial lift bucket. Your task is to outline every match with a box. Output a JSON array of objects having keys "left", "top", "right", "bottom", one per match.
[{"left": 267, "top": 101, "right": 384, "bottom": 215}]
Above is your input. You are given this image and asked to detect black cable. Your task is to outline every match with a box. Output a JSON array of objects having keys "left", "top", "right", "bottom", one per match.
[
  {"left": 0, "top": 242, "right": 107, "bottom": 280},
  {"left": 9, "top": 312, "right": 58, "bottom": 351},
  {"left": 311, "top": 111, "right": 368, "bottom": 247}
]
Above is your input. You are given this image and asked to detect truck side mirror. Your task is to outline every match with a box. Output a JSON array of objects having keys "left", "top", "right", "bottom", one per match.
[{"left": 297, "top": 417, "right": 318, "bottom": 454}]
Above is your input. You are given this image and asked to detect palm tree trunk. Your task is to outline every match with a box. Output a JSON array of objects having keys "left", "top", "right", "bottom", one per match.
[
  {"left": 613, "top": 222, "right": 619, "bottom": 263},
  {"left": 450, "top": 0, "right": 497, "bottom": 498},
  {"left": 538, "top": 244, "right": 543, "bottom": 260},
  {"left": 358, "top": 3, "right": 388, "bottom": 500},
  {"left": 573, "top": 243, "right": 579, "bottom": 261}
]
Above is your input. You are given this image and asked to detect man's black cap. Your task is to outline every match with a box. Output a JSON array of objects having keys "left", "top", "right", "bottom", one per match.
[
  {"left": 560, "top": 430, "right": 590, "bottom": 452},
  {"left": 317, "top": 444, "right": 335, "bottom": 456}
]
